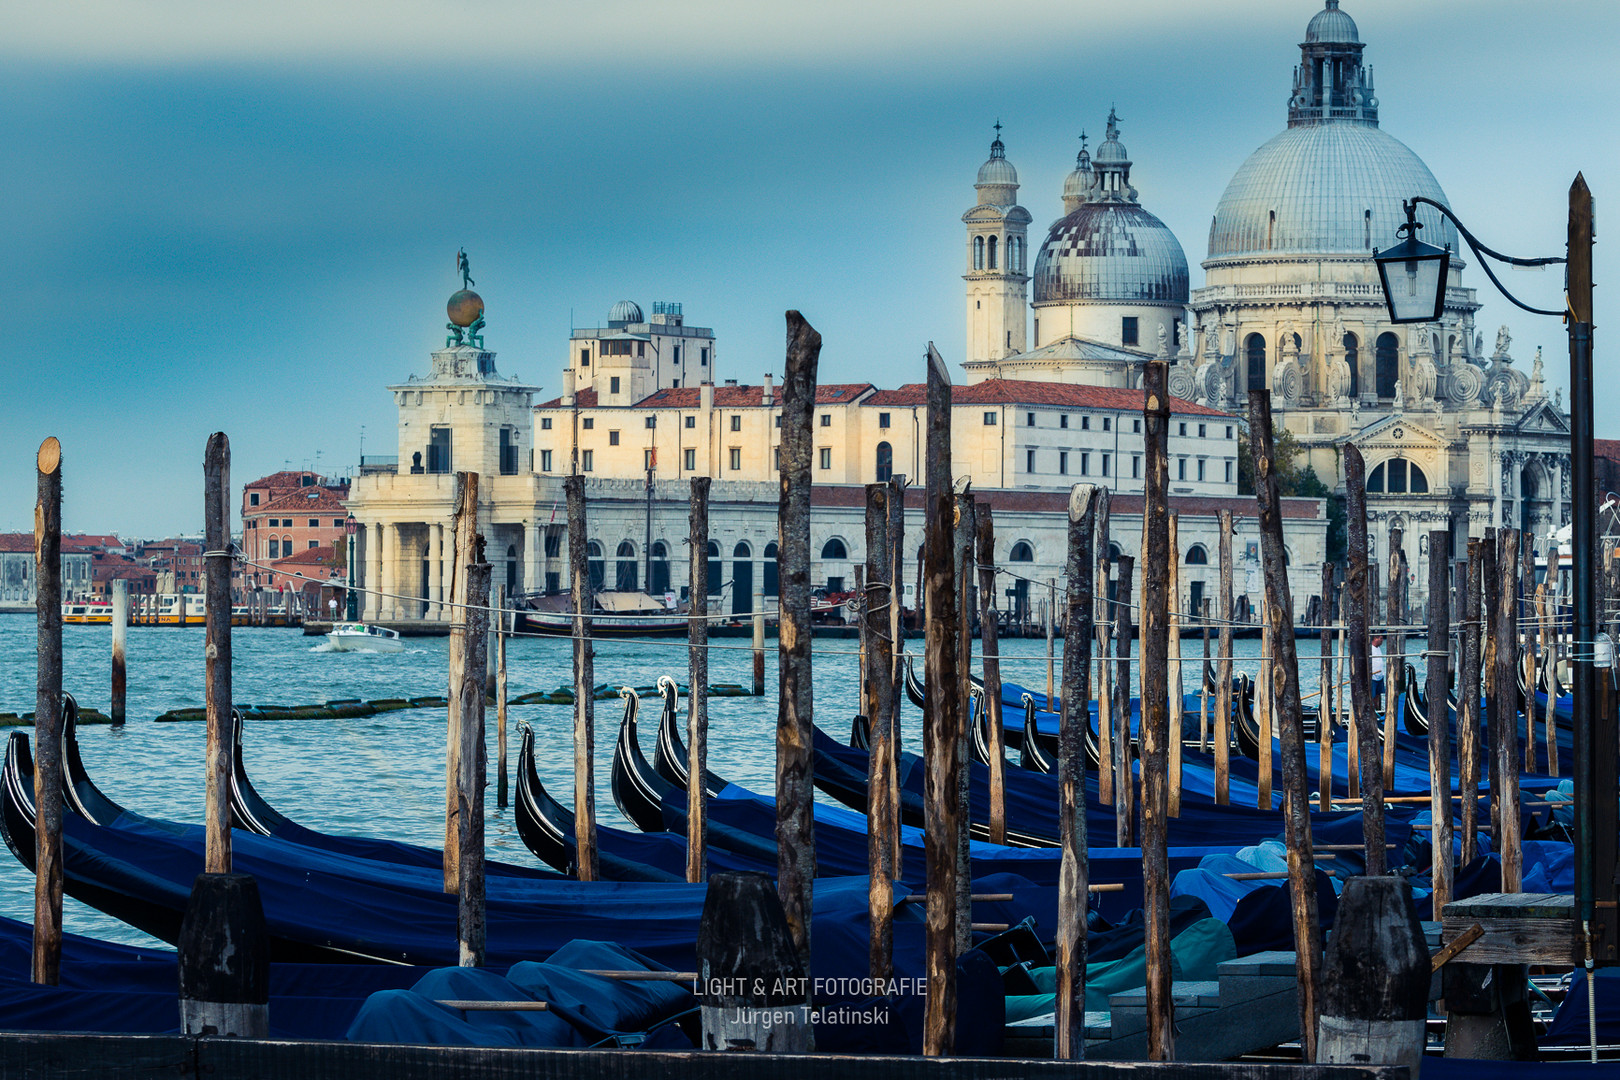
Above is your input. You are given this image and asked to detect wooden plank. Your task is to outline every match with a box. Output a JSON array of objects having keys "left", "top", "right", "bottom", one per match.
[
  {"left": 1427, "top": 531, "right": 1453, "bottom": 920},
  {"left": 1215, "top": 511, "right": 1234, "bottom": 806},
  {"left": 777, "top": 311, "right": 822, "bottom": 975},
  {"left": 865, "top": 483, "right": 895, "bottom": 981},
  {"left": 1140, "top": 363, "right": 1174, "bottom": 1062},
  {"left": 1257, "top": 612, "right": 1272, "bottom": 810},
  {"left": 1341, "top": 445, "right": 1383, "bottom": 874},
  {"left": 32, "top": 436, "right": 63, "bottom": 986},
  {"left": 1439, "top": 916, "right": 1579, "bottom": 966},
  {"left": 564, "top": 473, "right": 598, "bottom": 883},
  {"left": 1459, "top": 539, "right": 1484, "bottom": 865},
  {"left": 1054, "top": 484, "right": 1096, "bottom": 1060},
  {"left": 687, "top": 476, "right": 711, "bottom": 884},
  {"left": 975, "top": 506, "right": 1006, "bottom": 846},
  {"left": 203, "top": 433, "right": 233, "bottom": 876}
]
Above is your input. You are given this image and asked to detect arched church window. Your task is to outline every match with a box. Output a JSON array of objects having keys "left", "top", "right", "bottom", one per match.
[
  {"left": 988, "top": 235, "right": 998, "bottom": 270},
  {"left": 1376, "top": 333, "right": 1399, "bottom": 399},
  {"left": 1343, "top": 333, "right": 1360, "bottom": 398},
  {"left": 973, "top": 236, "right": 984, "bottom": 271},
  {"left": 1245, "top": 334, "right": 1266, "bottom": 392},
  {"left": 875, "top": 441, "right": 893, "bottom": 482},
  {"left": 1366, "top": 458, "right": 1428, "bottom": 495}
]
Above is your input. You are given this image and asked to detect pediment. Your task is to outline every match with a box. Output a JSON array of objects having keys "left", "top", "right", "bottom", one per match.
[
  {"left": 1344, "top": 413, "right": 1446, "bottom": 451},
  {"left": 1512, "top": 400, "right": 1571, "bottom": 435}
]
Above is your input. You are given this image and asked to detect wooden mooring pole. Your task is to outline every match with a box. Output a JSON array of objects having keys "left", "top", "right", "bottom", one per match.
[
  {"left": 203, "top": 433, "right": 233, "bottom": 876},
  {"left": 976, "top": 506, "right": 1007, "bottom": 845},
  {"left": 32, "top": 437, "right": 63, "bottom": 986},
  {"left": 1343, "top": 445, "right": 1384, "bottom": 874},
  {"left": 1054, "top": 483, "right": 1095, "bottom": 1060},
  {"left": 1459, "top": 539, "right": 1484, "bottom": 865},
  {"left": 1249, "top": 390, "right": 1321, "bottom": 1062},
  {"left": 1427, "top": 531, "right": 1454, "bottom": 919},
  {"left": 921, "top": 342, "right": 960, "bottom": 1055},
  {"left": 496, "top": 585, "right": 508, "bottom": 811},
  {"left": 1113, "top": 555, "right": 1136, "bottom": 847},
  {"left": 887, "top": 476, "right": 906, "bottom": 880},
  {"left": 1141, "top": 364, "right": 1174, "bottom": 1061},
  {"left": 1096, "top": 490, "right": 1114, "bottom": 807},
  {"left": 1385, "top": 528, "right": 1405, "bottom": 789},
  {"left": 445, "top": 473, "right": 480, "bottom": 892},
  {"left": 110, "top": 578, "right": 127, "bottom": 726},
  {"left": 1215, "top": 510, "right": 1234, "bottom": 805},
  {"left": 777, "top": 312, "right": 821, "bottom": 978},
  {"left": 565, "top": 473, "right": 599, "bottom": 882},
  {"left": 1319, "top": 562, "right": 1335, "bottom": 812},
  {"left": 864, "top": 483, "right": 895, "bottom": 980},
  {"left": 688, "top": 476, "right": 711, "bottom": 884},
  {"left": 1167, "top": 510, "right": 1182, "bottom": 818},
  {"left": 457, "top": 561, "right": 491, "bottom": 966},
  {"left": 954, "top": 495, "right": 976, "bottom": 958},
  {"left": 1493, "top": 528, "right": 1523, "bottom": 892}
]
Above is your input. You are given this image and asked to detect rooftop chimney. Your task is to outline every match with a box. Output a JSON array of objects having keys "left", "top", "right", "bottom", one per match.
[
  {"left": 762, "top": 374, "right": 773, "bottom": 406},
  {"left": 562, "top": 368, "right": 576, "bottom": 406},
  {"left": 700, "top": 381, "right": 713, "bottom": 414}
]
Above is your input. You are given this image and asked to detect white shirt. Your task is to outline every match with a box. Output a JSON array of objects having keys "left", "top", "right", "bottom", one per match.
[{"left": 1370, "top": 640, "right": 1386, "bottom": 680}]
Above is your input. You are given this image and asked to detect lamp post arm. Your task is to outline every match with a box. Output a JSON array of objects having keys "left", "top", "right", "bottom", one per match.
[{"left": 1404, "top": 196, "right": 1566, "bottom": 318}]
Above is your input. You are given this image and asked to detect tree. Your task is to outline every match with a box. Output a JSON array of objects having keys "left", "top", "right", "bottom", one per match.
[{"left": 1236, "top": 420, "right": 1347, "bottom": 564}]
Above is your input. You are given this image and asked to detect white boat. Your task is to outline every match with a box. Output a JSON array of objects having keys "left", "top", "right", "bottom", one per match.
[
  {"left": 517, "top": 590, "right": 690, "bottom": 636},
  {"left": 325, "top": 623, "right": 404, "bottom": 652}
]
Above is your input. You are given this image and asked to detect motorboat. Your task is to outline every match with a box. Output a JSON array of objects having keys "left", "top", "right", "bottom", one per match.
[
  {"left": 519, "top": 590, "right": 689, "bottom": 636},
  {"left": 324, "top": 622, "right": 403, "bottom": 652}
]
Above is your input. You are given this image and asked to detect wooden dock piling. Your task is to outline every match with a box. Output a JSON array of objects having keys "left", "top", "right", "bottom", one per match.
[
  {"left": 1167, "top": 510, "right": 1182, "bottom": 818},
  {"left": 445, "top": 473, "right": 480, "bottom": 892},
  {"left": 1258, "top": 610, "right": 1273, "bottom": 809},
  {"left": 178, "top": 873, "right": 269, "bottom": 1037},
  {"left": 1319, "top": 562, "right": 1335, "bottom": 812},
  {"left": 1493, "top": 528, "right": 1522, "bottom": 892},
  {"left": 496, "top": 586, "right": 508, "bottom": 811},
  {"left": 863, "top": 483, "right": 895, "bottom": 980},
  {"left": 203, "top": 433, "right": 233, "bottom": 876},
  {"left": 32, "top": 436, "right": 63, "bottom": 986},
  {"left": 457, "top": 561, "right": 491, "bottom": 967},
  {"left": 1343, "top": 445, "right": 1384, "bottom": 873},
  {"left": 1458, "top": 540, "right": 1484, "bottom": 865},
  {"left": 687, "top": 476, "right": 712, "bottom": 885},
  {"left": 1113, "top": 555, "right": 1136, "bottom": 847},
  {"left": 1096, "top": 490, "right": 1114, "bottom": 806},
  {"left": 887, "top": 476, "right": 906, "bottom": 879},
  {"left": 111, "top": 578, "right": 127, "bottom": 726},
  {"left": 1427, "top": 530, "right": 1454, "bottom": 918},
  {"left": 1522, "top": 541, "right": 1537, "bottom": 774},
  {"left": 1141, "top": 364, "right": 1174, "bottom": 1061},
  {"left": 1215, "top": 510, "right": 1234, "bottom": 806},
  {"left": 1249, "top": 390, "right": 1322, "bottom": 1062},
  {"left": 921, "top": 342, "right": 960, "bottom": 1056},
  {"left": 1385, "top": 528, "right": 1404, "bottom": 789},
  {"left": 1054, "top": 483, "right": 1096, "bottom": 1060},
  {"left": 954, "top": 495, "right": 976, "bottom": 958},
  {"left": 565, "top": 474, "right": 599, "bottom": 883},
  {"left": 976, "top": 507, "right": 1007, "bottom": 845},
  {"left": 777, "top": 312, "right": 821, "bottom": 977}
]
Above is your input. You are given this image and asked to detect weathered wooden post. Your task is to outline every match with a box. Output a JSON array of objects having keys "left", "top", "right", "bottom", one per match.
[
  {"left": 178, "top": 873, "right": 268, "bottom": 1036},
  {"left": 496, "top": 585, "right": 509, "bottom": 811},
  {"left": 32, "top": 437, "right": 63, "bottom": 986},
  {"left": 697, "top": 873, "right": 810, "bottom": 1051},
  {"left": 688, "top": 476, "right": 712, "bottom": 884},
  {"left": 1343, "top": 445, "right": 1384, "bottom": 873},
  {"left": 887, "top": 476, "right": 906, "bottom": 878},
  {"left": 1385, "top": 528, "right": 1405, "bottom": 789},
  {"left": 1096, "top": 490, "right": 1114, "bottom": 806},
  {"left": 1317, "top": 877, "right": 1427, "bottom": 1071},
  {"left": 921, "top": 342, "right": 960, "bottom": 1055},
  {"left": 1427, "top": 530, "right": 1454, "bottom": 918},
  {"left": 110, "top": 578, "right": 128, "bottom": 726},
  {"left": 864, "top": 483, "right": 895, "bottom": 980},
  {"left": 1250, "top": 390, "right": 1322, "bottom": 1061},
  {"left": 1460, "top": 539, "right": 1484, "bottom": 864},
  {"left": 1201, "top": 600, "right": 1212, "bottom": 753},
  {"left": 565, "top": 473, "right": 599, "bottom": 882},
  {"left": 203, "top": 433, "right": 233, "bottom": 875},
  {"left": 1167, "top": 510, "right": 1183, "bottom": 818},
  {"left": 1320, "top": 562, "right": 1335, "bottom": 812},
  {"left": 1215, "top": 510, "right": 1235, "bottom": 805},
  {"left": 777, "top": 312, "right": 820, "bottom": 977},
  {"left": 1258, "top": 608, "right": 1274, "bottom": 809},
  {"left": 752, "top": 579, "right": 766, "bottom": 698},
  {"left": 1046, "top": 577, "right": 1057, "bottom": 704},
  {"left": 976, "top": 506, "right": 1007, "bottom": 845},
  {"left": 954, "top": 495, "right": 976, "bottom": 958},
  {"left": 1055, "top": 483, "right": 1096, "bottom": 1060},
  {"left": 1141, "top": 364, "right": 1175, "bottom": 1061},
  {"left": 457, "top": 561, "right": 491, "bottom": 966},
  {"left": 1114, "top": 555, "right": 1136, "bottom": 847},
  {"left": 1493, "top": 528, "right": 1522, "bottom": 892},
  {"left": 1538, "top": 581, "right": 1558, "bottom": 776},
  {"left": 1522, "top": 542, "right": 1538, "bottom": 774},
  {"left": 445, "top": 473, "right": 479, "bottom": 892}
]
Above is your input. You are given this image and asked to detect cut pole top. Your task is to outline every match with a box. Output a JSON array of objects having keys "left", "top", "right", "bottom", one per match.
[
  {"left": 37, "top": 437, "right": 60, "bottom": 475},
  {"left": 926, "top": 342, "right": 952, "bottom": 386}
]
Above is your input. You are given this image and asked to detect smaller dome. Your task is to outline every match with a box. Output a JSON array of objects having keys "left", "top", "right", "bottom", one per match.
[
  {"left": 1063, "top": 166, "right": 1092, "bottom": 202},
  {"left": 1305, "top": 0, "right": 1359, "bottom": 44},
  {"left": 608, "top": 300, "right": 643, "bottom": 325},
  {"left": 977, "top": 136, "right": 1018, "bottom": 187}
]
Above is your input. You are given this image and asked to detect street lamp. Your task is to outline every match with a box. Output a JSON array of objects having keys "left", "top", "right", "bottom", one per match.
[
  {"left": 1376, "top": 178, "right": 1610, "bottom": 969},
  {"left": 344, "top": 515, "right": 359, "bottom": 621}
]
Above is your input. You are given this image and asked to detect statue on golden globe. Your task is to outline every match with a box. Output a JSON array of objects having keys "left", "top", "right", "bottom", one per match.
[{"left": 446, "top": 248, "right": 486, "bottom": 348}]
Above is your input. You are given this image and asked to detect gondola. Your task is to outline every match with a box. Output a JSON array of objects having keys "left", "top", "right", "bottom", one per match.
[
  {"left": 850, "top": 713, "right": 871, "bottom": 750},
  {"left": 652, "top": 677, "right": 728, "bottom": 796},
  {"left": 904, "top": 652, "right": 927, "bottom": 710},
  {"left": 1019, "top": 693, "right": 1055, "bottom": 773},
  {"left": 609, "top": 688, "right": 675, "bottom": 834}
]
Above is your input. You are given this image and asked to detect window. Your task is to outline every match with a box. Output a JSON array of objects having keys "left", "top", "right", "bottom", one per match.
[
  {"left": 1225, "top": 461, "right": 1233, "bottom": 483},
  {"left": 1197, "top": 459, "right": 1206, "bottom": 482},
  {"left": 730, "top": 415, "right": 742, "bottom": 432},
  {"left": 1343, "top": 333, "right": 1361, "bottom": 397},
  {"left": 637, "top": 341, "right": 645, "bottom": 358},
  {"left": 586, "top": 542, "right": 605, "bottom": 590},
  {"left": 1080, "top": 452, "right": 1090, "bottom": 475},
  {"left": 1081, "top": 415, "right": 1090, "bottom": 430},
  {"left": 645, "top": 416, "right": 657, "bottom": 429},
  {"left": 582, "top": 450, "right": 594, "bottom": 471},
  {"left": 1027, "top": 412, "right": 1035, "bottom": 427},
  {"left": 1132, "top": 456, "right": 1141, "bottom": 479},
  {"left": 1103, "top": 417, "right": 1111, "bottom": 431},
  {"left": 308, "top": 518, "right": 319, "bottom": 528},
  {"left": 1101, "top": 453, "right": 1110, "bottom": 476},
  {"left": 1133, "top": 419, "right": 1141, "bottom": 433},
  {"left": 1376, "top": 333, "right": 1400, "bottom": 399},
  {"left": 500, "top": 426, "right": 519, "bottom": 475},
  {"left": 822, "top": 538, "right": 848, "bottom": 560},
  {"left": 1226, "top": 426, "right": 1233, "bottom": 439},
  {"left": 674, "top": 345, "right": 682, "bottom": 364},
  {"left": 1366, "top": 458, "right": 1429, "bottom": 494},
  {"left": 1060, "top": 415, "right": 1069, "bottom": 429},
  {"left": 983, "top": 411, "right": 997, "bottom": 426},
  {"left": 876, "top": 441, "right": 893, "bottom": 482},
  {"left": 541, "top": 417, "right": 553, "bottom": 430},
  {"left": 774, "top": 416, "right": 781, "bottom": 428},
  {"left": 1009, "top": 542, "right": 1034, "bottom": 563},
  {"left": 1198, "top": 423, "right": 1206, "bottom": 438},
  {"left": 541, "top": 450, "right": 553, "bottom": 471},
  {"left": 988, "top": 234, "right": 998, "bottom": 270},
  {"left": 1059, "top": 452, "right": 1068, "bottom": 475},
  {"left": 974, "top": 235, "right": 985, "bottom": 270},
  {"left": 645, "top": 449, "right": 656, "bottom": 470},
  {"left": 1178, "top": 422, "right": 1187, "bottom": 437},
  {"left": 819, "top": 448, "right": 832, "bottom": 470},
  {"left": 764, "top": 541, "right": 779, "bottom": 596},
  {"left": 610, "top": 376, "right": 621, "bottom": 395},
  {"left": 268, "top": 539, "right": 280, "bottom": 559},
  {"left": 1122, "top": 316, "right": 1139, "bottom": 346},
  {"left": 684, "top": 415, "right": 695, "bottom": 429},
  {"left": 1026, "top": 449, "right": 1036, "bottom": 472},
  {"left": 616, "top": 541, "right": 638, "bottom": 592},
  {"left": 333, "top": 519, "right": 344, "bottom": 527},
  {"left": 649, "top": 541, "right": 670, "bottom": 594},
  {"left": 683, "top": 449, "right": 696, "bottom": 470},
  {"left": 1186, "top": 545, "right": 1209, "bottom": 565},
  {"left": 1178, "top": 458, "right": 1187, "bottom": 481},
  {"left": 249, "top": 493, "right": 259, "bottom": 507},
  {"left": 700, "top": 347, "right": 709, "bottom": 366},
  {"left": 878, "top": 412, "right": 891, "bottom": 429},
  {"left": 308, "top": 540, "right": 319, "bottom": 550},
  {"left": 774, "top": 447, "right": 781, "bottom": 469},
  {"left": 579, "top": 348, "right": 589, "bottom": 366},
  {"left": 820, "top": 414, "right": 831, "bottom": 427},
  {"left": 729, "top": 448, "right": 742, "bottom": 470},
  {"left": 609, "top": 430, "right": 620, "bottom": 446},
  {"left": 583, "top": 417, "right": 594, "bottom": 430},
  {"left": 427, "top": 426, "right": 451, "bottom": 474},
  {"left": 1246, "top": 333, "right": 1266, "bottom": 392}
]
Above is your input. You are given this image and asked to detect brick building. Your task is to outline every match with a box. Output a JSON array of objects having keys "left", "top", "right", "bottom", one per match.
[{"left": 241, "top": 471, "right": 351, "bottom": 590}]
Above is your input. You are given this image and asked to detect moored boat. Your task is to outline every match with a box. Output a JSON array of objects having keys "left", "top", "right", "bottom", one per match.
[{"left": 518, "top": 591, "right": 688, "bottom": 637}]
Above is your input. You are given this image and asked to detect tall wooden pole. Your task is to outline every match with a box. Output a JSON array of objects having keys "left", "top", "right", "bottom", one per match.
[
  {"left": 1258, "top": 610, "right": 1273, "bottom": 809},
  {"left": 445, "top": 472, "right": 481, "bottom": 892},
  {"left": 1167, "top": 510, "right": 1183, "bottom": 818},
  {"left": 1427, "top": 531, "right": 1454, "bottom": 919},
  {"left": 1494, "top": 528, "right": 1522, "bottom": 892},
  {"left": 954, "top": 495, "right": 976, "bottom": 958},
  {"left": 1462, "top": 536, "right": 1489, "bottom": 865},
  {"left": 32, "top": 437, "right": 63, "bottom": 986},
  {"left": 496, "top": 585, "right": 508, "bottom": 810},
  {"left": 1054, "top": 484, "right": 1095, "bottom": 1060},
  {"left": 864, "top": 483, "right": 895, "bottom": 980},
  {"left": 110, "top": 578, "right": 127, "bottom": 726},
  {"left": 1522, "top": 539, "right": 1537, "bottom": 774},
  {"left": 887, "top": 476, "right": 906, "bottom": 879},
  {"left": 457, "top": 562, "right": 491, "bottom": 967},
  {"left": 976, "top": 506, "right": 1007, "bottom": 845},
  {"left": 1095, "top": 491, "right": 1114, "bottom": 806},
  {"left": 1319, "top": 562, "right": 1335, "bottom": 813},
  {"left": 921, "top": 342, "right": 960, "bottom": 1056},
  {"left": 1114, "top": 556, "right": 1136, "bottom": 847},
  {"left": 687, "top": 476, "right": 712, "bottom": 884},
  {"left": 203, "top": 433, "right": 233, "bottom": 876},
  {"left": 1385, "top": 529, "right": 1404, "bottom": 790},
  {"left": 1141, "top": 364, "right": 1175, "bottom": 1061},
  {"left": 1249, "top": 391, "right": 1321, "bottom": 1062},
  {"left": 777, "top": 311, "right": 820, "bottom": 976},
  {"left": 1215, "top": 511, "right": 1234, "bottom": 805},
  {"left": 565, "top": 473, "right": 599, "bottom": 882},
  {"left": 1046, "top": 578, "right": 1057, "bottom": 704},
  {"left": 1343, "top": 445, "right": 1384, "bottom": 873}
]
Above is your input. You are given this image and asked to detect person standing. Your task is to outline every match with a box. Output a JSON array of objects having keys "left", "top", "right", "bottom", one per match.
[{"left": 1370, "top": 633, "right": 1387, "bottom": 707}]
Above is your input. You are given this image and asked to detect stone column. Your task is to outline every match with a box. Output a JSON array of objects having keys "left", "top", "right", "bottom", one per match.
[
  {"left": 379, "top": 523, "right": 397, "bottom": 622},
  {"left": 365, "top": 522, "right": 383, "bottom": 621},
  {"left": 524, "top": 519, "right": 541, "bottom": 600},
  {"left": 1553, "top": 456, "right": 1565, "bottom": 533},
  {"left": 429, "top": 523, "right": 445, "bottom": 620}
]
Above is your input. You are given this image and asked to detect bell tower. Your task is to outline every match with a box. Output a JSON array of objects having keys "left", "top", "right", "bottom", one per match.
[{"left": 963, "top": 124, "right": 1031, "bottom": 365}]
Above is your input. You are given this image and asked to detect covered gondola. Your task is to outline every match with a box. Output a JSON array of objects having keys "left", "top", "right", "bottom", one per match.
[
  {"left": 652, "top": 677, "right": 728, "bottom": 796},
  {"left": 609, "top": 688, "right": 673, "bottom": 834}
]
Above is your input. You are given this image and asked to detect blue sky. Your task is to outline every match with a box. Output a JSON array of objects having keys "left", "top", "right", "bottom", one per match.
[{"left": 1, "top": 0, "right": 1614, "bottom": 537}]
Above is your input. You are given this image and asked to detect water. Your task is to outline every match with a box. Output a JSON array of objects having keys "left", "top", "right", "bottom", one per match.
[{"left": 0, "top": 613, "right": 1395, "bottom": 949}]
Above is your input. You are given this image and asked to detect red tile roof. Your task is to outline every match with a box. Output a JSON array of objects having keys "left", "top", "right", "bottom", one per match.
[
  {"left": 0, "top": 534, "right": 33, "bottom": 553},
  {"left": 864, "top": 379, "right": 1231, "bottom": 417},
  {"left": 536, "top": 384, "right": 875, "bottom": 409},
  {"left": 254, "top": 488, "right": 350, "bottom": 515},
  {"left": 808, "top": 485, "right": 1321, "bottom": 520},
  {"left": 273, "top": 545, "right": 337, "bottom": 566},
  {"left": 243, "top": 471, "right": 348, "bottom": 494}
]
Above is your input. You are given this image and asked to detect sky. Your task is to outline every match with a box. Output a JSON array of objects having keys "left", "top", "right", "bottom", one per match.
[{"left": 0, "top": 0, "right": 1615, "bottom": 537}]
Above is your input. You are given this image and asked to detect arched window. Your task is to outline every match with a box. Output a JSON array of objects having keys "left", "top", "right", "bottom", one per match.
[
  {"left": 649, "top": 541, "right": 670, "bottom": 595},
  {"left": 1009, "top": 541, "right": 1034, "bottom": 563},
  {"left": 1343, "top": 333, "right": 1360, "bottom": 398},
  {"left": 706, "top": 540, "right": 723, "bottom": 595},
  {"left": 1245, "top": 333, "right": 1266, "bottom": 392},
  {"left": 875, "top": 441, "right": 893, "bottom": 482},
  {"left": 987, "top": 235, "right": 998, "bottom": 270},
  {"left": 734, "top": 540, "right": 751, "bottom": 559},
  {"left": 1376, "top": 332, "right": 1400, "bottom": 399},
  {"left": 586, "top": 541, "right": 605, "bottom": 590},
  {"left": 506, "top": 544, "right": 518, "bottom": 595},
  {"left": 268, "top": 539, "right": 280, "bottom": 559},
  {"left": 763, "top": 541, "right": 780, "bottom": 597},
  {"left": 1109, "top": 542, "right": 1123, "bottom": 561},
  {"left": 822, "top": 538, "right": 848, "bottom": 560},
  {"left": 973, "top": 235, "right": 984, "bottom": 271},
  {"left": 1186, "top": 545, "right": 1208, "bottom": 565},
  {"left": 615, "top": 540, "right": 638, "bottom": 592},
  {"left": 1366, "top": 458, "right": 1429, "bottom": 495}
]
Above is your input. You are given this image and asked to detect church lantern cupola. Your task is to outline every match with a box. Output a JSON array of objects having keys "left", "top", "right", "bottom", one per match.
[{"left": 963, "top": 123, "right": 1032, "bottom": 364}]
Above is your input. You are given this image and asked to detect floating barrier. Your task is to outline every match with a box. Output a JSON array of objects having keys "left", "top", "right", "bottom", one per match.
[
  {"left": 0, "top": 709, "right": 115, "bottom": 727},
  {"left": 151, "top": 684, "right": 756, "bottom": 722}
]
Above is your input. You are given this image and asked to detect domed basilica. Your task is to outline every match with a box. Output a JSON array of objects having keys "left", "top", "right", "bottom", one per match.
[{"left": 962, "top": 0, "right": 1571, "bottom": 580}]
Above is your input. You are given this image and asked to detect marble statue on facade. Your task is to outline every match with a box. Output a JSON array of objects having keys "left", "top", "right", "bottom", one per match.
[{"left": 1480, "top": 324, "right": 1529, "bottom": 410}]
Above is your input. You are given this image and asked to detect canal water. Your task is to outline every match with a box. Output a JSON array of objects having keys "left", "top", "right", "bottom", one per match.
[{"left": 0, "top": 614, "right": 1402, "bottom": 949}]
